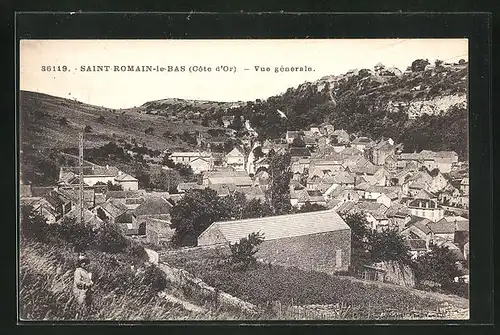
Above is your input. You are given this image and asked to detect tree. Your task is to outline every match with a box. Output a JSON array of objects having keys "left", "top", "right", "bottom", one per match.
[
  {"left": 413, "top": 243, "right": 460, "bottom": 287},
  {"left": 458, "top": 59, "right": 466, "bottom": 65},
  {"left": 150, "top": 169, "right": 181, "bottom": 193},
  {"left": 368, "top": 229, "right": 411, "bottom": 264},
  {"left": 293, "top": 202, "right": 327, "bottom": 213},
  {"left": 170, "top": 188, "right": 232, "bottom": 246},
  {"left": 221, "top": 191, "right": 248, "bottom": 220},
  {"left": 229, "top": 112, "right": 244, "bottom": 131},
  {"left": 291, "top": 137, "right": 306, "bottom": 148},
  {"left": 253, "top": 146, "right": 264, "bottom": 161},
  {"left": 341, "top": 213, "right": 372, "bottom": 271},
  {"left": 267, "top": 152, "right": 292, "bottom": 215},
  {"left": 107, "top": 180, "right": 123, "bottom": 191},
  {"left": 229, "top": 232, "right": 265, "bottom": 271},
  {"left": 411, "top": 59, "right": 430, "bottom": 72},
  {"left": 175, "top": 163, "right": 194, "bottom": 181},
  {"left": 84, "top": 125, "right": 92, "bottom": 133},
  {"left": 241, "top": 198, "right": 273, "bottom": 219}
]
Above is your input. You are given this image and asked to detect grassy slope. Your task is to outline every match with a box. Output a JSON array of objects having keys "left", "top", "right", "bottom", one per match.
[
  {"left": 19, "top": 239, "right": 260, "bottom": 321},
  {"left": 160, "top": 248, "right": 469, "bottom": 319},
  {"left": 20, "top": 91, "right": 213, "bottom": 151}
]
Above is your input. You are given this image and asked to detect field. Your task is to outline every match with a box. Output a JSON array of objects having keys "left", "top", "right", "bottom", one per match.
[
  {"left": 20, "top": 90, "right": 217, "bottom": 151},
  {"left": 160, "top": 247, "right": 469, "bottom": 320}
]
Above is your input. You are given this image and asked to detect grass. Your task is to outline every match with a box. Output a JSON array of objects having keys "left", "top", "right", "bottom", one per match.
[
  {"left": 160, "top": 247, "right": 469, "bottom": 320},
  {"left": 18, "top": 238, "right": 265, "bottom": 321},
  {"left": 20, "top": 90, "right": 213, "bottom": 151}
]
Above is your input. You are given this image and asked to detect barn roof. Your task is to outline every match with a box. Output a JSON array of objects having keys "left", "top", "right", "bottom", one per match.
[{"left": 202, "top": 209, "right": 350, "bottom": 243}]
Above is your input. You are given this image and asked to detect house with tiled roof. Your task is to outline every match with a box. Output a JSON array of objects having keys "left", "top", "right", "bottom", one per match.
[
  {"left": 203, "top": 170, "right": 253, "bottom": 188},
  {"left": 177, "top": 182, "right": 204, "bottom": 193},
  {"left": 404, "top": 239, "right": 428, "bottom": 259},
  {"left": 460, "top": 177, "right": 469, "bottom": 196},
  {"left": 132, "top": 196, "right": 173, "bottom": 235},
  {"left": 336, "top": 200, "right": 389, "bottom": 231},
  {"left": 114, "top": 172, "right": 139, "bottom": 191},
  {"left": 198, "top": 209, "right": 351, "bottom": 273},
  {"left": 290, "top": 189, "right": 327, "bottom": 209},
  {"left": 91, "top": 199, "right": 130, "bottom": 224},
  {"left": 331, "top": 129, "right": 350, "bottom": 144},
  {"left": 407, "top": 197, "right": 444, "bottom": 222},
  {"left": 351, "top": 137, "right": 374, "bottom": 153},
  {"left": 370, "top": 139, "right": 398, "bottom": 166},
  {"left": 290, "top": 147, "right": 311, "bottom": 160},
  {"left": 57, "top": 187, "right": 96, "bottom": 209},
  {"left": 59, "top": 164, "right": 121, "bottom": 187},
  {"left": 57, "top": 205, "right": 104, "bottom": 230},
  {"left": 226, "top": 147, "right": 245, "bottom": 171},
  {"left": 20, "top": 196, "right": 59, "bottom": 224}
]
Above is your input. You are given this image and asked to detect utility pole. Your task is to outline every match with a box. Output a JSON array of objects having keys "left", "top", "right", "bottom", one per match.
[{"left": 79, "top": 132, "right": 84, "bottom": 224}]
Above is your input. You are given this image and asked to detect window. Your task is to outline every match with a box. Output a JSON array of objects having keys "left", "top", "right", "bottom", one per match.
[{"left": 335, "top": 249, "right": 342, "bottom": 268}]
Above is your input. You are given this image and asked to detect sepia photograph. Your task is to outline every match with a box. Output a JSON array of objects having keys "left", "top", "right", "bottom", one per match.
[{"left": 18, "top": 38, "right": 470, "bottom": 321}]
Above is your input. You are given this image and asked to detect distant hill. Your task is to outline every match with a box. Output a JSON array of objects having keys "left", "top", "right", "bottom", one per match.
[
  {"left": 227, "top": 59, "right": 468, "bottom": 159},
  {"left": 19, "top": 90, "right": 218, "bottom": 151}
]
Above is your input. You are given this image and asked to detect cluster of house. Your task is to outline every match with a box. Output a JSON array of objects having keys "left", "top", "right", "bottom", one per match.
[
  {"left": 272, "top": 124, "right": 470, "bottom": 275},
  {"left": 20, "top": 117, "right": 469, "bottom": 285},
  {"left": 167, "top": 122, "right": 469, "bottom": 282},
  {"left": 20, "top": 162, "right": 176, "bottom": 245}
]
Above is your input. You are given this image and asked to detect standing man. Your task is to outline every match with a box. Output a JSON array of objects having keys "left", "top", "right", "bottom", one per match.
[{"left": 73, "top": 255, "right": 94, "bottom": 311}]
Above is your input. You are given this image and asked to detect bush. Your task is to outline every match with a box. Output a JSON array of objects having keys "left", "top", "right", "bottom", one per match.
[
  {"left": 54, "top": 217, "right": 95, "bottom": 252},
  {"left": 141, "top": 264, "right": 168, "bottom": 293},
  {"left": 58, "top": 117, "right": 68, "bottom": 126},
  {"left": 229, "top": 232, "right": 265, "bottom": 271},
  {"left": 20, "top": 205, "right": 50, "bottom": 241},
  {"left": 96, "top": 224, "right": 130, "bottom": 253}
]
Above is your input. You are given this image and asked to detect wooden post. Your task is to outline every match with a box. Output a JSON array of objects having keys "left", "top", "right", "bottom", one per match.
[{"left": 78, "top": 132, "right": 84, "bottom": 224}]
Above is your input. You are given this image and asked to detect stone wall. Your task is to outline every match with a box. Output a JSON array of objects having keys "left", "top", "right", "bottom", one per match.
[{"left": 255, "top": 230, "right": 351, "bottom": 274}]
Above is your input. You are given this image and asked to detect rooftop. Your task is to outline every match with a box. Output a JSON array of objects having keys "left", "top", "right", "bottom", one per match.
[{"left": 202, "top": 209, "right": 350, "bottom": 243}]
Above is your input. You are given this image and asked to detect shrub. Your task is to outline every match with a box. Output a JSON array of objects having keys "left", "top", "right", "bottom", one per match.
[
  {"left": 96, "top": 224, "right": 130, "bottom": 253},
  {"left": 58, "top": 117, "right": 68, "bottom": 126},
  {"left": 229, "top": 232, "right": 265, "bottom": 271},
  {"left": 20, "top": 205, "right": 50, "bottom": 241},
  {"left": 107, "top": 181, "right": 123, "bottom": 191},
  {"left": 141, "top": 264, "right": 168, "bottom": 293},
  {"left": 54, "top": 217, "right": 95, "bottom": 252}
]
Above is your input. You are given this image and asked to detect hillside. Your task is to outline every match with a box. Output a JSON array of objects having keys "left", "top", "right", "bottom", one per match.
[
  {"left": 19, "top": 90, "right": 217, "bottom": 151},
  {"left": 228, "top": 60, "right": 468, "bottom": 159}
]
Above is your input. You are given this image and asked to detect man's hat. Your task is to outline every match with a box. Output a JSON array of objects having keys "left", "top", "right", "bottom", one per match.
[{"left": 77, "top": 254, "right": 89, "bottom": 264}]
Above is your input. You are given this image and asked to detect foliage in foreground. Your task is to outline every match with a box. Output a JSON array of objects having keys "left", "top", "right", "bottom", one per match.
[
  {"left": 229, "top": 232, "right": 265, "bottom": 270},
  {"left": 160, "top": 248, "right": 467, "bottom": 319}
]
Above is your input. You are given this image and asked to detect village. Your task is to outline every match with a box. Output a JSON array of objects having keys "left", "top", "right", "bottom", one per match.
[{"left": 19, "top": 110, "right": 470, "bottom": 292}]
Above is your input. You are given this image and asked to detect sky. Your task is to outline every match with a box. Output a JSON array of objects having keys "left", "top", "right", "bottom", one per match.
[{"left": 20, "top": 39, "right": 468, "bottom": 109}]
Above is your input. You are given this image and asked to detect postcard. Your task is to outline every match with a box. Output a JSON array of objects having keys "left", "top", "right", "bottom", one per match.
[{"left": 19, "top": 38, "right": 469, "bottom": 321}]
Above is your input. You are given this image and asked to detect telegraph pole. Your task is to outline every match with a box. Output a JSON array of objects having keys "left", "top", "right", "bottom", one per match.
[{"left": 79, "top": 132, "right": 84, "bottom": 224}]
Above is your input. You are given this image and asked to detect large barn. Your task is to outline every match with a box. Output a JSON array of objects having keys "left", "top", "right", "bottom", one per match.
[{"left": 198, "top": 210, "right": 351, "bottom": 274}]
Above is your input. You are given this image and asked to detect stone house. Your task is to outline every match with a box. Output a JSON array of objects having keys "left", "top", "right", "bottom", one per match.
[{"left": 198, "top": 210, "right": 351, "bottom": 274}]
